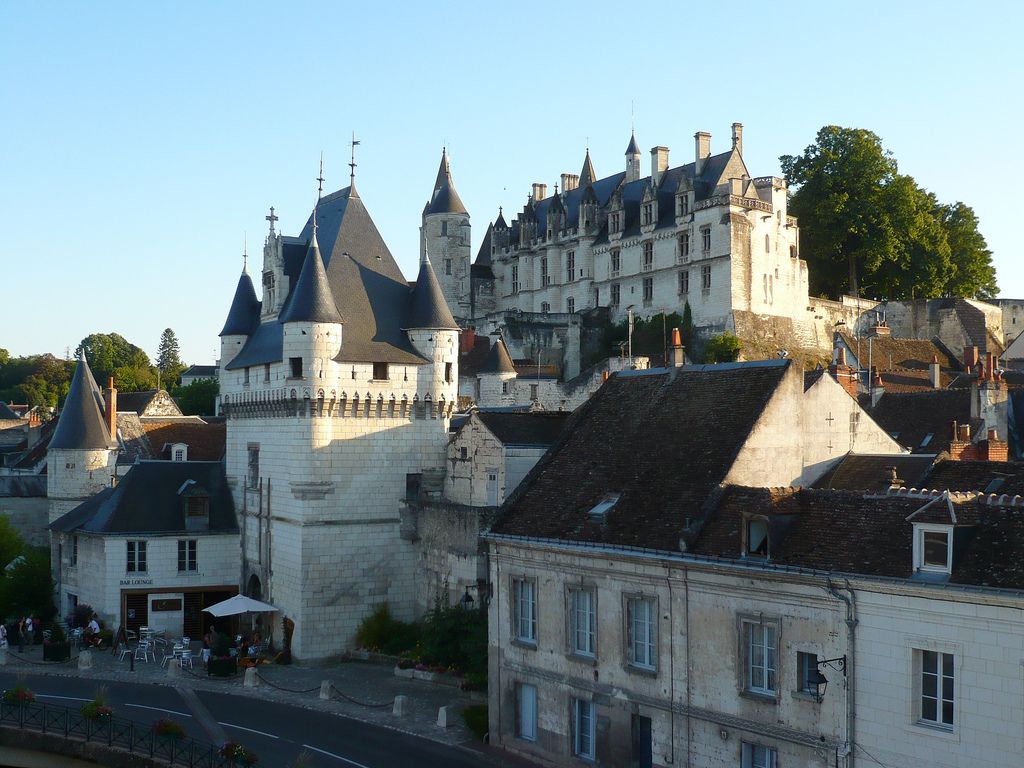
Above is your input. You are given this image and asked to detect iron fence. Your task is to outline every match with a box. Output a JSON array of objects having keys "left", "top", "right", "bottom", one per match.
[{"left": 0, "top": 700, "right": 247, "bottom": 767}]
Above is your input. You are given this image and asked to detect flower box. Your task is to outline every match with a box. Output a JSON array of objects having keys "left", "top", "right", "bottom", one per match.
[
  {"left": 208, "top": 657, "right": 237, "bottom": 677},
  {"left": 43, "top": 642, "right": 70, "bottom": 662}
]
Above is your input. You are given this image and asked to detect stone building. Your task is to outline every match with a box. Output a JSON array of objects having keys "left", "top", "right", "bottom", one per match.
[
  {"left": 485, "top": 358, "right": 906, "bottom": 766},
  {"left": 218, "top": 178, "right": 460, "bottom": 660}
]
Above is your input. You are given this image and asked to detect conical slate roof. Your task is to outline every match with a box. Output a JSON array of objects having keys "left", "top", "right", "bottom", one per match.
[
  {"left": 425, "top": 149, "right": 468, "bottom": 216},
  {"left": 279, "top": 226, "right": 344, "bottom": 324},
  {"left": 474, "top": 222, "right": 493, "bottom": 267},
  {"left": 479, "top": 338, "right": 516, "bottom": 375},
  {"left": 625, "top": 132, "right": 640, "bottom": 155},
  {"left": 494, "top": 207, "right": 508, "bottom": 229},
  {"left": 408, "top": 252, "right": 459, "bottom": 330},
  {"left": 580, "top": 150, "right": 597, "bottom": 187},
  {"left": 219, "top": 269, "right": 261, "bottom": 336},
  {"left": 49, "top": 354, "right": 116, "bottom": 451}
]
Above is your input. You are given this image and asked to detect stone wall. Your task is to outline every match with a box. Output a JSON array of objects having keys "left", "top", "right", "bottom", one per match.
[{"left": 407, "top": 500, "right": 491, "bottom": 615}]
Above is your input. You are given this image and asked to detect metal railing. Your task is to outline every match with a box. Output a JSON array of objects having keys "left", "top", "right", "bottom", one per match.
[{"left": 0, "top": 700, "right": 243, "bottom": 767}]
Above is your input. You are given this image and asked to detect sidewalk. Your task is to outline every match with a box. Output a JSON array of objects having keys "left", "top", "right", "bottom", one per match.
[{"left": 0, "top": 643, "right": 486, "bottom": 751}]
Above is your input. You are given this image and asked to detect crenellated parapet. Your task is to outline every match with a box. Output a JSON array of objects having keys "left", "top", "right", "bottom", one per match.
[{"left": 222, "top": 386, "right": 456, "bottom": 420}]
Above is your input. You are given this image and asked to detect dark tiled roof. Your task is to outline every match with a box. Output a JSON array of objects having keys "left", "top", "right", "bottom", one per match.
[
  {"left": 867, "top": 390, "right": 972, "bottom": 453},
  {"left": 478, "top": 339, "right": 516, "bottom": 375},
  {"left": 140, "top": 421, "right": 227, "bottom": 461},
  {"left": 475, "top": 411, "right": 570, "bottom": 447},
  {"left": 923, "top": 460, "right": 1024, "bottom": 495},
  {"left": 625, "top": 133, "right": 640, "bottom": 155},
  {"left": 877, "top": 369, "right": 954, "bottom": 393},
  {"left": 810, "top": 453, "right": 937, "bottom": 491},
  {"left": 115, "top": 390, "right": 157, "bottom": 415},
  {"left": 474, "top": 223, "right": 493, "bottom": 267},
  {"left": 0, "top": 475, "right": 46, "bottom": 498},
  {"left": 838, "top": 332, "right": 960, "bottom": 371},
  {"left": 425, "top": 150, "right": 468, "bottom": 216},
  {"left": 182, "top": 365, "right": 217, "bottom": 378},
  {"left": 219, "top": 270, "right": 261, "bottom": 337},
  {"left": 491, "top": 361, "right": 791, "bottom": 550},
  {"left": 278, "top": 229, "right": 344, "bottom": 324},
  {"left": 803, "top": 369, "right": 825, "bottom": 391},
  {"left": 407, "top": 256, "right": 459, "bottom": 329},
  {"left": 579, "top": 151, "right": 596, "bottom": 187},
  {"left": 49, "top": 355, "right": 116, "bottom": 451},
  {"left": 223, "top": 321, "right": 283, "bottom": 371},
  {"left": 0, "top": 403, "right": 21, "bottom": 421},
  {"left": 459, "top": 336, "right": 492, "bottom": 376},
  {"left": 694, "top": 486, "right": 1024, "bottom": 590},
  {"left": 49, "top": 460, "right": 237, "bottom": 535}
]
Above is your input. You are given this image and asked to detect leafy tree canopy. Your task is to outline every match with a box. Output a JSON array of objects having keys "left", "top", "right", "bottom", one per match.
[
  {"left": 156, "top": 328, "right": 186, "bottom": 388},
  {"left": 75, "top": 333, "right": 154, "bottom": 391},
  {"left": 0, "top": 354, "right": 74, "bottom": 408},
  {"left": 174, "top": 378, "right": 218, "bottom": 417},
  {"left": 703, "top": 332, "right": 742, "bottom": 364},
  {"left": 780, "top": 125, "right": 996, "bottom": 300}
]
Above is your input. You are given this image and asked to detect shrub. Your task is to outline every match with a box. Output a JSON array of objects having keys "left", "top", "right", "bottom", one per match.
[
  {"left": 462, "top": 704, "right": 488, "bottom": 741},
  {"left": 70, "top": 603, "right": 94, "bottom": 630},
  {"left": 3, "top": 684, "right": 34, "bottom": 705},
  {"left": 81, "top": 686, "right": 112, "bottom": 720},
  {"left": 219, "top": 741, "right": 258, "bottom": 765},
  {"left": 703, "top": 331, "right": 742, "bottom": 363},
  {"left": 45, "top": 621, "right": 66, "bottom": 644},
  {"left": 153, "top": 717, "right": 185, "bottom": 739},
  {"left": 420, "top": 604, "right": 487, "bottom": 677},
  {"left": 355, "top": 604, "right": 419, "bottom": 656}
]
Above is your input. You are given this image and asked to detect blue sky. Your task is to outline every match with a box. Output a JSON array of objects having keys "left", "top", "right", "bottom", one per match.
[{"left": 2, "top": 1, "right": 1021, "bottom": 365}]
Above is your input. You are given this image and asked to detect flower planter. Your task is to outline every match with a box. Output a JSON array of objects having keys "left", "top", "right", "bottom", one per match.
[
  {"left": 208, "top": 657, "right": 237, "bottom": 677},
  {"left": 43, "top": 642, "right": 71, "bottom": 662}
]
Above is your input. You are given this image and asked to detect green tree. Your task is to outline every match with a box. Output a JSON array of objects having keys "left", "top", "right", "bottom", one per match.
[
  {"left": 0, "top": 518, "right": 24, "bottom": 574},
  {"left": 704, "top": 332, "right": 742, "bottom": 363},
  {"left": 0, "top": 354, "right": 73, "bottom": 408},
  {"left": 75, "top": 333, "right": 155, "bottom": 391},
  {"left": 680, "top": 302, "right": 694, "bottom": 354},
  {"left": 156, "top": 328, "right": 186, "bottom": 388},
  {"left": 940, "top": 202, "right": 998, "bottom": 299},
  {"left": 174, "top": 378, "right": 218, "bottom": 416},
  {"left": 0, "top": 547, "right": 55, "bottom": 623}
]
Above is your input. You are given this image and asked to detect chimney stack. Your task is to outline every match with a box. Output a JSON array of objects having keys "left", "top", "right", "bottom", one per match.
[
  {"left": 650, "top": 146, "right": 670, "bottom": 187},
  {"left": 460, "top": 326, "right": 476, "bottom": 355},
  {"left": 104, "top": 376, "right": 117, "bottom": 439},
  {"left": 694, "top": 132, "right": 711, "bottom": 175},
  {"left": 828, "top": 345, "right": 859, "bottom": 399},
  {"left": 929, "top": 355, "right": 941, "bottom": 389},
  {"left": 964, "top": 345, "right": 979, "bottom": 372},
  {"left": 731, "top": 122, "right": 743, "bottom": 154},
  {"left": 532, "top": 183, "right": 547, "bottom": 202},
  {"left": 670, "top": 327, "right": 685, "bottom": 368},
  {"left": 560, "top": 173, "right": 580, "bottom": 193}
]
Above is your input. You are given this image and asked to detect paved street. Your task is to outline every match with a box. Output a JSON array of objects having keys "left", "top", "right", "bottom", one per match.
[{"left": 0, "top": 647, "right": 532, "bottom": 767}]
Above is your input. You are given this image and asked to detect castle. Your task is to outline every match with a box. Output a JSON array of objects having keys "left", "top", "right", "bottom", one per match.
[{"left": 219, "top": 179, "right": 459, "bottom": 660}]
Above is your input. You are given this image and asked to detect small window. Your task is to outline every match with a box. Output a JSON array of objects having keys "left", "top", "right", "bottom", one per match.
[
  {"left": 540, "top": 302, "right": 550, "bottom": 314},
  {"left": 513, "top": 578, "right": 537, "bottom": 645},
  {"left": 746, "top": 517, "right": 768, "bottom": 557},
  {"left": 405, "top": 473, "right": 422, "bottom": 503},
  {"left": 642, "top": 241, "right": 653, "bottom": 270},
  {"left": 918, "top": 649, "right": 955, "bottom": 728},
  {"left": 247, "top": 445, "right": 259, "bottom": 488},
  {"left": 566, "top": 251, "right": 575, "bottom": 282},
  {"left": 573, "top": 699, "right": 596, "bottom": 759},
  {"left": 922, "top": 530, "right": 950, "bottom": 569},
  {"left": 289, "top": 357, "right": 303, "bottom": 378},
  {"left": 530, "top": 383, "right": 539, "bottom": 401},
  {"left": 920, "top": 433, "right": 933, "bottom": 447},
  {"left": 263, "top": 363, "right": 270, "bottom": 383},
  {"left": 173, "top": 447, "right": 185, "bottom": 462},
  {"left": 679, "top": 232, "right": 690, "bottom": 259},
  {"left": 459, "top": 446, "right": 468, "bottom": 460},
  {"left": 701, "top": 264, "right": 712, "bottom": 291},
  {"left": 642, "top": 277, "right": 653, "bottom": 304},
  {"left": 679, "top": 270, "right": 689, "bottom": 295},
  {"left": 373, "top": 362, "right": 389, "bottom": 381},
  {"left": 765, "top": 234, "right": 770, "bottom": 252},
  {"left": 177, "top": 539, "right": 197, "bottom": 572},
  {"left": 186, "top": 496, "right": 208, "bottom": 517},
  {"left": 610, "top": 284, "right": 621, "bottom": 307},
  {"left": 741, "top": 742, "right": 777, "bottom": 768},
  {"left": 445, "top": 362, "right": 453, "bottom": 383},
  {"left": 440, "top": 221, "right": 448, "bottom": 236},
  {"left": 501, "top": 381, "right": 510, "bottom": 395},
  {"left": 797, "top": 651, "right": 819, "bottom": 695},
  {"left": 517, "top": 683, "right": 537, "bottom": 741},
  {"left": 540, "top": 257, "right": 549, "bottom": 286},
  {"left": 567, "top": 297, "right": 575, "bottom": 314},
  {"left": 587, "top": 493, "right": 620, "bottom": 520},
  {"left": 701, "top": 226, "right": 711, "bottom": 252},
  {"left": 243, "top": 367, "right": 250, "bottom": 385},
  {"left": 610, "top": 249, "right": 621, "bottom": 276},
  {"left": 744, "top": 620, "right": 777, "bottom": 695},
  {"left": 126, "top": 540, "right": 147, "bottom": 573},
  {"left": 569, "top": 588, "right": 596, "bottom": 658},
  {"left": 445, "top": 259, "right": 452, "bottom": 275},
  {"left": 626, "top": 597, "right": 656, "bottom": 671}
]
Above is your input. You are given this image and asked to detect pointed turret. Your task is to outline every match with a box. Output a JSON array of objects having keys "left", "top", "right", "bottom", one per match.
[
  {"left": 474, "top": 222, "right": 493, "bottom": 267},
  {"left": 49, "top": 353, "right": 117, "bottom": 450},
  {"left": 425, "top": 148, "right": 468, "bottom": 216},
  {"left": 579, "top": 149, "right": 597, "bottom": 188},
  {"left": 220, "top": 267, "right": 261, "bottom": 336},
  {"left": 625, "top": 132, "right": 641, "bottom": 182},
  {"left": 625, "top": 133, "right": 641, "bottom": 156},
  {"left": 494, "top": 206, "right": 508, "bottom": 230},
  {"left": 408, "top": 251, "right": 459, "bottom": 330},
  {"left": 279, "top": 224, "right": 343, "bottom": 324},
  {"left": 478, "top": 338, "right": 516, "bottom": 375}
]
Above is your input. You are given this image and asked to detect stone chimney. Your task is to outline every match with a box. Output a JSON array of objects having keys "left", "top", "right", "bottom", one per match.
[
  {"left": 870, "top": 367, "right": 884, "bottom": 407},
  {"left": 886, "top": 466, "right": 904, "bottom": 490},
  {"left": 964, "top": 345, "right": 980, "bottom": 372},
  {"left": 929, "top": 355, "right": 941, "bottom": 389},
  {"left": 650, "top": 146, "right": 670, "bottom": 187},
  {"left": 532, "top": 183, "right": 547, "bottom": 202},
  {"left": 731, "top": 122, "right": 743, "bottom": 154},
  {"left": 828, "top": 346, "right": 859, "bottom": 400},
  {"left": 670, "top": 327, "right": 685, "bottom": 368},
  {"left": 560, "top": 173, "right": 579, "bottom": 193},
  {"left": 104, "top": 377, "right": 117, "bottom": 440},
  {"left": 460, "top": 326, "right": 476, "bottom": 355},
  {"left": 867, "top": 320, "right": 891, "bottom": 338},
  {"left": 694, "top": 132, "right": 711, "bottom": 175}
]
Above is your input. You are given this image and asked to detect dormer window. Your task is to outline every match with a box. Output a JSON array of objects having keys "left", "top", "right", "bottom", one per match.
[
  {"left": 745, "top": 516, "right": 769, "bottom": 557},
  {"left": 913, "top": 524, "right": 952, "bottom": 574},
  {"left": 642, "top": 203, "right": 653, "bottom": 226},
  {"left": 171, "top": 443, "right": 187, "bottom": 462},
  {"left": 678, "top": 194, "right": 690, "bottom": 216}
]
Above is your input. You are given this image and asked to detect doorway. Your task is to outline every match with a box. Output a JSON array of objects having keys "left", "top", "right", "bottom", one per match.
[{"left": 631, "top": 714, "right": 652, "bottom": 768}]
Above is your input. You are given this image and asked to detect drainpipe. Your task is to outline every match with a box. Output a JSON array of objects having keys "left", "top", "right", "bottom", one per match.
[{"left": 827, "top": 579, "right": 857, "bottom": 768}]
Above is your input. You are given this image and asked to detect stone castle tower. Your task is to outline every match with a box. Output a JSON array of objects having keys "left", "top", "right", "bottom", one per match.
[
  {"left": 219, "top": 178, "right": 460, "bottom": 661},
  {"left": 421, "top": 149, "right": 471, "bottom": 321}
]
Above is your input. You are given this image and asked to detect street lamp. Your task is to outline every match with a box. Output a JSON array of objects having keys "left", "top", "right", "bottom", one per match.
[
  {"left": 460, "top": 589, "right": 475, "bottom": 610},
  {"left": 812, "top": 655, "right": 847, "bottom": 703}
]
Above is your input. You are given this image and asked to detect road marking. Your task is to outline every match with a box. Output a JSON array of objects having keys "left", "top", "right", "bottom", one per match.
[
  {"left": 302, "top": 743, "right": 372, "bottom": 768},
  {"left": 126, "top": 703, "right": 193, "bottom": 718},
  {"left": 37, "top": 694, "right": 91, "bottom": 702},
  {"left": 219, "top": 722, "right": 279, "bottom": 739}
]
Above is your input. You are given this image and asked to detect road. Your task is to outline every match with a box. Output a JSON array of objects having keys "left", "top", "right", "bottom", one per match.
[{"left": 0, "top": 672, "right": 497, "bottom": 767}]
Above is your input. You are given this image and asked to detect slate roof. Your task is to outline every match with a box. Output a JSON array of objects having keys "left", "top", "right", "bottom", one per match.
[
  {"left": 459, "top": 335, "right": 493, "bottom": 377},
  {"left": 837, "top": 332, "right": 960, "bottom": 372},
  {"left": 278, "top": 228, "right": 344, "bottom": 324},
  {"left": 692, "top": 486, "right": 1024, "bottom": 590},
  {"left": 220, "top": 270, "right": 261, "bottom": 337},
  {"left": 0, "top": 403, "right": 21, "bottom": 421},
  {"left": 116, "top": 390, "right": 178, "bottom": 416},
  {"left": 625, "top": 133, "right": 640, "bottom": 155},
  {"left": 867, "top": 389, "right": 973, "bottom": 453},
  {"left": 49, "top": 460, "right": 237, "bottom": 535},
  {"left": 182, "top": 365, "right": 218, "bottom": 379},
  {"left": 477, "top": 339, "right": 516, "bottom": 375},
  {"left": 809, "top": 453, "right": 937, "bottom": 491},
  {"left": 408, "top": 255, "right": 459, "bottom": 329},
  {"left": 490, "top": 360, "right": 791, "bottom": 550},
  {"left": 473, "top": 223, "right": 493, "bottom": 268},
  {"left": 49, "top": 355, "right": 116, "bottom": 451},
  {"left": 425, "top": 150, "right": 468, "bottom": 216},
  {"left": 475, "top": 411, "right": 570, "bottom": 447},
  {"left": 923, "top": 460, "right": 1024, "bottom": 496},
  {"left": 579, "top": 150, "right": 596, "bottom": 187},
  {"left": 0, "top": 475, "right": 46, "bottom": 498}
]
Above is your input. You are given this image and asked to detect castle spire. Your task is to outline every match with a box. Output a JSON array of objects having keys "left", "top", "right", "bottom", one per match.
[
  {"left": 279, "top": 198, "right": 343, "bottom": 325},
  {"left": 579, "top": 148, "right": 597, "bottom": 187},
  {"left": 49, "top": 352, "right": 117, "bottom": 450},
  {"left": 425, "top": 147, "right": 467, "bottom": 215}
]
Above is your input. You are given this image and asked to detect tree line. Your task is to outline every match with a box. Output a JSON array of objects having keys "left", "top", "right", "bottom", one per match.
[{"left": 781, "top": 125, "right": 997, "bottom": 301}]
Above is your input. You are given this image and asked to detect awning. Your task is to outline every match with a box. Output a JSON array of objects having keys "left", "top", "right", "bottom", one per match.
[{"left": 202, "top": 594, "right": 279, "bottom": 617}]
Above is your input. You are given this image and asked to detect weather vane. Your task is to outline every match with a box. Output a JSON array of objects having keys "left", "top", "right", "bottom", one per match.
[{"left": 350, "top": 132, "right": 360, "bottom": 187}]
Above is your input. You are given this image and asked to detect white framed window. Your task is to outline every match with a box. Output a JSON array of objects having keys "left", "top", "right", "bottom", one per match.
[
  {"left": 512, "top": 578, "right": 537, "bottom": 645},
  {"left": 913, "top": 524, "right": 953, "bottom": 574},
  {"left": 627, "top": 596, "right": 656, "bottom": 671},
  {"left": 642, "top": 241, "right": 653, "bottom": 270},
  {"left": 679, "top": 270, "right": 689, "bottom": 295},
  {"left": 573, "top": 698, "right": 595, "bottom": 759},
  {"left": 126, "top": 540, "right": 147, "bottom": 573},
  {"left": 917, "top": 649, "right": 955, "bottom": 729},
  {"left": 172, "top": 443, "right": 187, "bottom": 462},
  {"left": 516, "top": 683, "right": 537, "bottom": 741},
  {"left": 177, "top": 539, "right": 197, "bottom": 572},
  {"left": 743, "top": 620, "right": 777, "bottom": 695},
  {"left": 570, "top": 588, "right": 596, "bottom": 658},
  {"left": 741, "top": 742, "right": 776, "bottom": 768}
]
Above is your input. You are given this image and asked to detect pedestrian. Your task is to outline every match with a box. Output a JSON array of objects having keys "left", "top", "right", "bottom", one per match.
[
  {"left": 23, "top": 615, "right": 34, "bottom": 649},
  {"left": 0, "top": 620, "right": 7, "bottom": 649},
  {"left": 16, "top": 617, "right": 24, "bottom": 653}
]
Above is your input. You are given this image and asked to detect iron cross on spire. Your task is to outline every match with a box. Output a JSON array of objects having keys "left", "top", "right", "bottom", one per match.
[
  {"left": 349, "top": 132, "right": 360, "bottom": 187},
  {"left": 266, "top": 206, "right": 278, "bottom": 234},
  {"left": 317, "top": 152, "right": 325, "bottom": 200}
]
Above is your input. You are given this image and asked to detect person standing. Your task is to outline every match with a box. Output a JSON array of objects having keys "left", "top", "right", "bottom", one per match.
[
  {"left": 0, "top": 620, "right": 7, "bottom": 649},
  {"left": 23, "top": 615, "right": 34, "bottom": 650}
]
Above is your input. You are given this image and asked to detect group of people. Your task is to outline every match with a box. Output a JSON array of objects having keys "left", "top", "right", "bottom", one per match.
[
  {"left": 0, "top": 615, "right": 36, "bottom": 652},
  {"left": 200, "top": 627, "right": 265, "bottom": 663}
]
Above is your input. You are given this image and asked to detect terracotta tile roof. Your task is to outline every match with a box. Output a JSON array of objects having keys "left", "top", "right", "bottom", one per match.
[
  {"left": 810, "top": 453, "right": 937, "bottom": 491},
  {"left": 139, "top": 421, "right": 226, "bottom": 461},
  {"left": 490, "top": 360, "right": 791, "bottom": 550},
  {"left": 875, "top": 368, "right": 954, "bottom": 393},
  {"left": 923, "top": 460, "right": 1024, "bottom": 495},
  {"left": 838, "top": 331, "right": 960, "bottom": 372}
]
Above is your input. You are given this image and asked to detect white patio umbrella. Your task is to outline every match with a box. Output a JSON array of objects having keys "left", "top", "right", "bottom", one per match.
[{"left": 202, "top": 594, "right": 279, "bottom": 618}]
